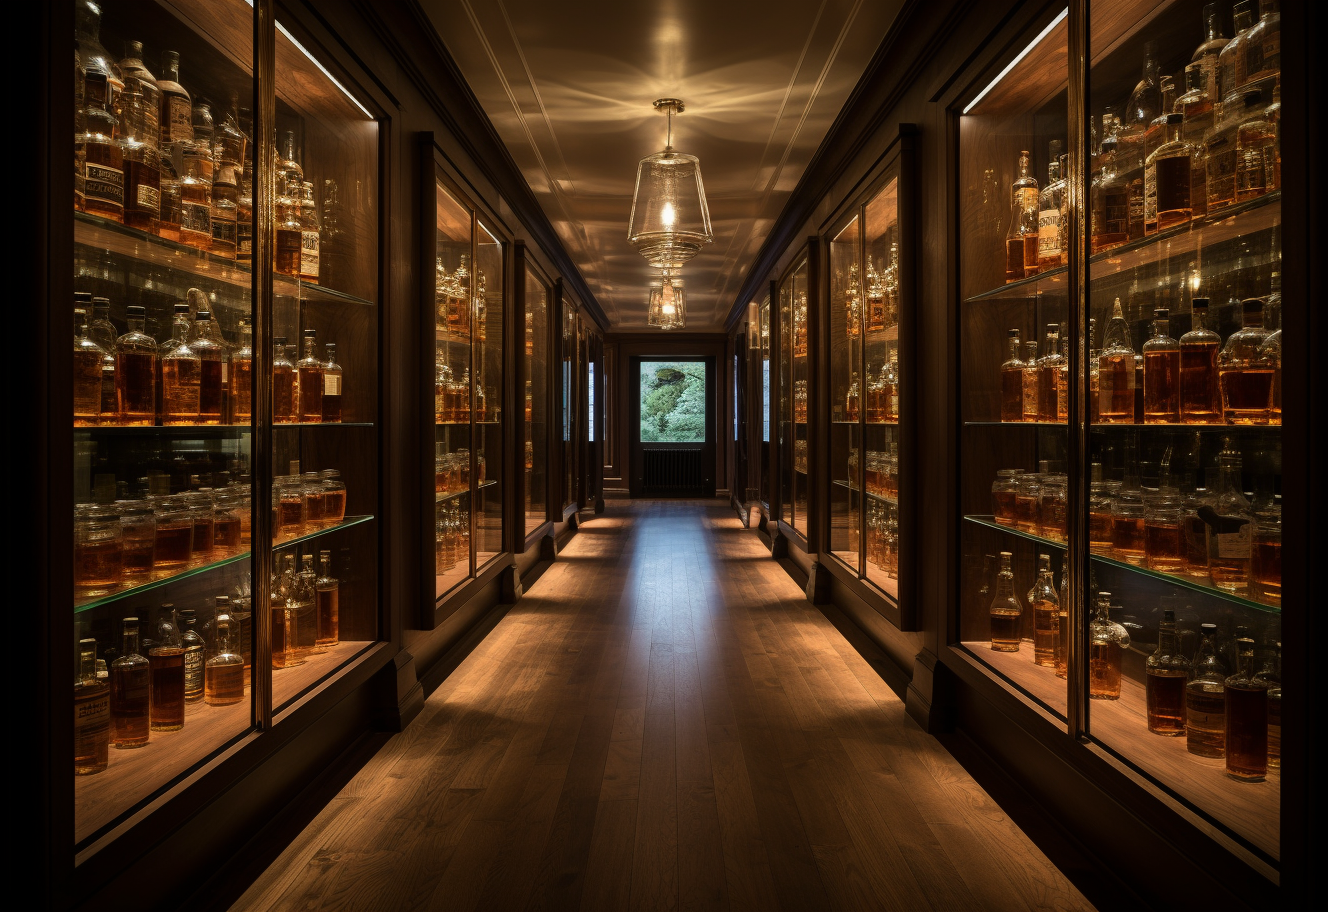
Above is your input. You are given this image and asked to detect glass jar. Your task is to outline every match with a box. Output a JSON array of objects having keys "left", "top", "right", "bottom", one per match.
[
  {"left": 320, "top": 469, "right": 347, "bottom": 525},
  {"left": 1037, "top": 474, "right": 1068, "bottom": 541},
  {"left": 185, "top": 490, "right": 216, "bottom": 565},
  {"left": 275, "top": 477, "right": 305, "bottom": 540},
  {"left": 151, "top": 494, "right": 193, "bottom": 572},
  {"left": 1111, "top": 486, "right": 1147, "bottom": 564},
  {"left": 1144, "top": 492, "right": 1185, "bottom": 573},
  {"left": 1014, "top": 473, "right": 1042, "bottom": 533},
  {"left": 117, "top": 499, "right": 156, "bottom": 580},
  {"left": 301, "top": 472, "right": 327, "bottom": 528},
  {"left": 1251, "top": 495, "right": 1281, "bottom": 606},
  {"left": 991, "top": 469, "right": 1022, "bottom": 526},
  {"left": 213, "top": 490, "right": 245, "bottom": 555},
  {"left": 74, "top": 503, "right": 124, "bottom": 595},
  {"left": 456, "top": 448, "right": 471, "bottom": 491},
  {"left": 1088, "top": 478, "right": 1118, "bottom": 553}
]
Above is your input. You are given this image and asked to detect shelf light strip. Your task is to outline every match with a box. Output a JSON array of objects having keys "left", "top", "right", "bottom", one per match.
[
  {"left": 245, "top": 0, "right": 373, "bottom": 118},
  {"left": 962, "top": 8, "right": 1069, "bottom": 115}
]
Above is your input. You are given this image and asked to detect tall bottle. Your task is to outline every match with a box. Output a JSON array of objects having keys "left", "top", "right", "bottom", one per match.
[
  {"left": 1240, "top": 0, "right": 1280, "bottom": 91},
  {"left": 999, "top": 329, "right": 1024, "bottom": 422},
  {"left": 1179, "top": 297, "right": 1220, "bottom": 423},
  {"left": 299, "top": 181, "right": 321, "bottom": 282},
  {"left": 204, "top": 615, "right": 245, "bottom": 706},
  {"left": 1036, "top": 325, "right": 1064, "bottom": 423},
  {"left": 74, "top": 1, "right": 123, "bottom": 98},
  {"left": 1234, "top": 89, "right": 1275, "bottom": 202},
  {"left": 1089, "top": 594, "right": 1130, "bottom": 700},
  {"left": 111, "top": 304, "right": 155, "bottom": 425},
  {"left": 1029, "top": 554, "right": 1058, "bottom": 668},
  {"left": 78, "top": 70, "right": 124, "bottom": 223},
  {"left": 149, "top": 607, "right": 186, "bottom": 731},
  {"left": 1145, "top": 609, "right": 1190, "bottom": 735},
  {"left": 73, "top": 637, "right": 110, "bottom": 774},
  {"left": 1190, "top": 2, "right": 1228, "bottom": 103},
  {"left": 1186, "top": 623, "right": 1227, "bottom": 757},
  {"left": 275, "top": 173, "right": 303, "bottom": 278},
  {"left": 1250, "top": 493, "right": 1281, "bottom": 606},
  {"left": 188, "top": 302, "right": 227, "bottom": 425},
  {"left": 1097, "top": 298, "right": 1137, "bottom": 424},
  {"left": 119, "top": 84, "right": 161, "bottom": 233},
  {"left": 297, "top": 329, "right": 324, "bottom": 422},
  {"left": 1020, "top": 339, "right": 1040, "bottom": 422},
  {"left": 73, "top": 306, "right": 105, "bottom": 426},
  {"left": 988, "top": 551, "right": 1023, "bottom": 652},
  {"left": 1004, "top": 150, "right": 1038, "bottom": 283},
  {"left": 178, "top": 608, "right": 206, "bottom": 704},
  {"left": 1207, "top": 440, "right": 1252, "bottom": 592},
  {"left": 291, "top": 553, "right": 318, "bottom": 659},
  {"left": 316, "top": 550, "right": 340, "bottom": 648},
  {"left": 1260, "top": 643, "right": 1281, "bottom": 768},
  {"left": 1218, "top": 298, "right": 1273, "bottom": 424},
  {"left": 1224, "top": 637, "right": 1268, "bottom": 781},
  {"left": 109, "top": 617, "right": 150, "bottom": 749},
  {"left": 1055, "top": 568, "right": 1070, "bottom": 678},
  {"left": 236, "top": 162, "right": 254, "bottom": 265},
  {"left": 1142, "top": 308, "right": 1180, "bottom": 423},
  {"left": 231, "top": 317, "right": 253, "bottom": 424},
  {"left": 1090, "top": 140, "right": 1129, "bottom": 252},
  {"left": 210, "top": 157, "right": 239, "bottom": 259},
  {"left": 1177, "top": 66, "right": 1212, "bottom": 218},
  {"left": 322, "top": 343, "right": 344, "bottom": 423},
  {"left": 1261, "top": 274, "right": 1282, "bottom": 424},
  {"left": 177, "top": 133, "right": 212, "bottom": 250},
  {"left": 272, "top": 337, "right": 297, "bottom": 423},
  {"left": 157, "top": 51, "right": 192, "bottom": 146},
  {"left": 1216, "top": 2, "right": 1257, "bottom": 111},
  {"left": 1036, "top": 142, "right": 1065, "bottom": 272},
  {"left": 1119, "top": 42, "right": 1160, "bottom": 238},
  {"left": 1146, "top": 114, "right": 1193, "bottom": 233}
]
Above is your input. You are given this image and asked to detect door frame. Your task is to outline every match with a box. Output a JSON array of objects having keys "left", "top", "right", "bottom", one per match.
[{"left": 628, "top": 355, "right": 716, "bottom": 497}]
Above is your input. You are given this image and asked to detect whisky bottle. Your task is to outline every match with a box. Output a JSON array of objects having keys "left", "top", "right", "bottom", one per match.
[
  {"left": 185, "top": 489, "right": 215, "bottom": 566},
  {"left": 118, "top": 499, "right": 156, "bottom": 580},
  {"left": 988, "top": 551, "right": 1023, "bottom": 653},
  {"left": 1217, "top": 2, "right": 1257, "bottom": 111},
  {"left": 880, "top": 353, "right": 900, "bottom": 423},
  {"left": 74, "top": 45, "right": 85, "bottom": 212},
  {"left": 1055, "top": 568, "right": 1069, "bottom": 679},
  {"left": 320, "top": 469, "right": 347, "bottom": 525},
  {"left": 204, "top": 615, "right": 245, "bottom": 706},
  {"left": 1234, "top": 89, "right": 1275, "bottom": 202},
  {"left": 275, "top": 176, "right": 303, "bottom": 278},
  {"left": 1218, "top": 298, "right": 1273, "bottom": 424},
  {"left": 1097, "top": 298, "right": 1136, "bottom": 424},
  {"left": 1004, "top": 151, "right": 1038, "bottom": 282},
  {"left": 78, "top": 70, "right": 123, "bottom": 222},
  {"left": 1179, "top": 297, "right": 1220, "bottom": 423},
  {"left": 118, "top": 40, "right": 160, "bottom": 139},
  {"left": 1089, "top": 594, "right": 1130, "bottom": 700},
  {"left": 319, "top": 179, "right": 349, "bottom": 289},
  {"left": 1178, "top": 70, "right": 1212, "bottom": 220},
  {"left": 178, "top": 608, "right": 206, "bottom": 704},
  {"left": 113, "top": 304, "right": 156, "bottom": 425},
  {"left": 75, "top": 1, "right": 123, "bottom": 98},
  {"left": 109, "top": 618, "right": 150, "bottom": 749},
  {"left": 1029, "top": 554, "right": 1058, "bottom": 668},
  {"left": 272, "top": 553, "right": 305, "bottom": 668},
  {"left": 74, "top": 637, "right": 110, "bottom": 775},
  {"left": 236, "top": 162, "right": 254, "bottom": 265},
  {"left": 322, "top": 343, "right": 344, "bottom": 423},
  {"left": 209, "top": 161, "right": 239, "bottom": 260},
  {"left": 865, "top": 259, "right": 886, "bottom": 332},
  {"left": 231, "top": 317, "right": 253, "bottom": 424},
  {"left": 1240, "top": 0, "right": 1280, "bottom": 91},
  {"left": 216, "top": 94, "right": 247, "bottom": 178},
  {"left": 1145, "top": 115, "right": 1192, "bottom": 233},
  {"left": 87, "top": 297, "right": 118, "bottom": 419},
  {"left": 278, "top": 130, "right": 304, "bottom": 188},
  {"left": 1144, "top": 74, "right": 1177, "bottom": 169},
  {"left": 991, "top": 468, "right": 1021, "bottom": 526},
  {"left": 1036, "top": 142, "right": 1065, "bottom": 271},
  {"left": 1090, "top": 140, "right": 1129, "bottom": 252},
  {"left": 188, "top": 305, "right": 226, "bottom": 425},
  {"left": 1146, "top": 609, "right": 1190, "bottom": 735},
  {"left": 1224, "top": 637, "right": 1267, "bottom": 781},
  {"left": 1142, "top": 308, "right": 1181, "bottom": 423},
  {"left": 1206, "top": 442, "right": 1252, "bottom": 592},
  {"left": 1182, "top": 482, "right": 1214, "bottom": 579},
  {"left": 272, "top": 338, "right": 297, "bottom": 423},
  {"left": 149, "top": 607, "right": 185, "bottom": 731},
  {"left": 299, "top": 181, "right": 321, "bottom": 283},
  {"left": 119, "top": 86, "right": 161, "bottom": 233},
  {"left": 1263, "top": 86, "right": 1281, "bottom": 190},
  {"left": 999, "top": 330, "right": 1024, "bottom": 422},
  {"left": 1088, "top": 471, "right": 1118, "bottom": 554},
  {"left": 1036, "top": 326, "right": 1064, "bottom": 423},
  {"left": 293, "top": 553, "right": 319, "bottom": 658},
  {"left": 297, "top": 329, "right": 324, "bottom": 422},
  {"left": 1250, "top": 493, "right": 1281, "bottom": 605},
  {"left": 1260, "top": 276, "right": 1281, "bottom": 424},
  {"left": 151, "top": 495, "right": 193, "bottom": 573},
  {"left": 157, "top": 51, "right": 192, "bottom": 146},
  {"left": 1186, "top": 624, "right": 1227, "bottom": 757},
  {"left": 1191, "top": 2, "right": 1228, "bottom": 103},
  {"left": 316, "top": 550, "right": 340, "bottom": 649},
  {"left": 1111, "top": 478, "right": 1147, "bottom": 565},
  {"left": 1144, "top": 492, "right": 1186, "bottom": 573},
  {"left": 845, "top": 372, "right": 860, "bottom": 423},
  {"left": 157, "top": 150, "right": 182, "bottom": 242},
  {"left": 1260, "top": 643, "right": 1281, "bottom": 768},
  {"left": 73, "top": 307, "right": 105, "bottom": 426}
]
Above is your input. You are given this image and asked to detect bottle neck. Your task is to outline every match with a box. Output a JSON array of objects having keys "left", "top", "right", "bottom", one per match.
[{"left": 123, "top": 627, "right": 140, "bottom": 656}]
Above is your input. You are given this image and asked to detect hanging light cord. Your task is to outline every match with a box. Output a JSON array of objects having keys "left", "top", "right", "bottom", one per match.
[{"left": 665, "top": 105, "right": 674, "bottom": 152}]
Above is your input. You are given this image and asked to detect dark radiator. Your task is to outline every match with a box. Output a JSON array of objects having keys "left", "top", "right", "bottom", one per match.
[{"left": 642, "top": 447, "right": 707, "bottom": 496}]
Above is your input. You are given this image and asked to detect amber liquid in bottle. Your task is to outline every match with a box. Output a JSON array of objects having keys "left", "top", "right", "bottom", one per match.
[
  {"left": 1098, "top": 355, "right": 1136, "bottom": 423},
  {"left": 1000, "top": 367, "right": 1023, "bottom": 422},
  {"left": 110, "top": 626, "right": 150, "bottom": 749},
  {"left": 1186, "top": 686, "right": 1225, "bottom": 757},
  {"left": 215, "top": 514, "right": 243, "bottom": 552},
  {"left": 299, "top": 368, "right": 323, "bottom": 422},
  {"left": 73, "top": 640, "right": 111, "bottom": 775},
  {"left": 74, "top": 538, "right": 124, "bottom": 591},
  {"left": 992, "top": 490, "right": 1017, "bottom": 525},
  {"left": 1089, "top": 509, "right": 1114, "bottom": 552},
  {"left": 231, "top": 359, "right": 252, "bottom": 422},
  {"left": 1251, "top": 537, "right": 1281, "bottom": 605},
  {"left": 1225, "top": 684, "right": 1268, "bottom": 781},
  {"left": 273, "top": 366, "right": 296, "bottom": 424},
  {"left": 1143, "top": 520, "right": 1185, "bottom": 572},
  {"left": 1032, "top": 598, "right": 1058, "bottom": 667},
  {"left": 1146, "top": 670, "right": 1188, "bottom": 735},
  {"left": 149, "top": 648, "right": 186, "bottom": 731},
  {"left": 1143, "top": 350, "right": 1180, "bottom": 423},
  {"left": 1089, "top": 641, "right": 1122, "bottom": 700},
  {"left": 163, "top": 359, "right": 202, "bottom": 424},
  {"left": 1112, "top": 516, "right": 1145, "bottom": 562},
  {"left": 1180, "top": 300, "right": 1220, "bottom": 423},
  {"left": 116, "top": 351, "right": 156, "bottom": 424},
  {"left": 153, "top": 520, "right": 192, "bottom": 570},
  {"left": 1219, "top": 368, "right": 1275, "bottom": 424}
]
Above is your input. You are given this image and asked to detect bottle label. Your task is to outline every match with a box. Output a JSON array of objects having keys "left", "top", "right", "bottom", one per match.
[
  {"left": 165, "top": 96, "right": 194, "bottom": 144},
  {"left": 324, "top": 373, "right": 342, "bottom": 396},
  {"left": 1038, "top": 207, "right": 1061, "bottom": 259},
  {"left": 1215, "top": 522, "right": 1252, "bottom": 559},
  {"left": 135, "top": 182, "right": 161, "bottom": 215},
  {"left": 85, "top": 163, "right": 124, "bottom": 206},
  {"left": 301, "top": 230, "right": 320, "bottom": 277},
  {"left": 181, "top": 201, "right": 211, "bottom": 237},
  {"left": 212, "top": 213, "right": 238, "bottom": 247},
  {"left": 184, "top": 646, "right": 204, "bottom": 693},
  {"left": 75, "top": 691, "right": 109, "bottom": 726}
]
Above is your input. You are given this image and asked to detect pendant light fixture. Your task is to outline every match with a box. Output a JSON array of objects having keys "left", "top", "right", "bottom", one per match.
[
  {"left": 628, "top": 99, "right": 713, "bottom": 270},
  {"left": 646, "top": 272, "right": 686, "bottom": 330}
]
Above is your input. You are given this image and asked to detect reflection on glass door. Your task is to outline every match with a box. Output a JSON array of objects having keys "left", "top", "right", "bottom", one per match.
[{"left": 524, "top": 268, "right": 549, "bottom": 536}]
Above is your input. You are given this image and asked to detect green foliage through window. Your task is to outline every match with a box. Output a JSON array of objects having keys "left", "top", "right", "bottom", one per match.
[{"left": 639, "top": 361, "right": 706, "bottom": 442}]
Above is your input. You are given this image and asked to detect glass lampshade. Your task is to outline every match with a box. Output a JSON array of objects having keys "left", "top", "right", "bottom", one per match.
[
  {"left": 628, "top": 150, "right": 713, "bottom": 269},
  {"left": 646, "top": 274, "right": 686, "bottom": 330}
]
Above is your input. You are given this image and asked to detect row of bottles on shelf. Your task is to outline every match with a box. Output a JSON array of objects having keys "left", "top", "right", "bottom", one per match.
[
  {"left": 74, "top": 464, "right": 347, "bottom": 601},
  {"left": 990, "top": 440, "right": 1280, "bottom": 605},
  {"left": 987, "top": 551, "right": 1278, "bottom": 782},
  {"left": 435, "top": 500, "right": 470, "bottom": 573},
  {"left": 998, "top": 289, "right": 1281, "bottom": 426},
  {"left": 435, "top": 255, "right": 488, "bottom": 338},
  {"left": 866, "top": 499, "right": 898, "bottom": 578},
  {"left": 434, "top": 445, "right": 488, "bottom": 496},
  {"left": 434, "top": 359, "right": 497, "bottom": 423},
  {"left": 271, "top": 551, "right": 341, "bottom": 668},
  {"left": 843, "top": 354, "right": 900, "bottom": 423},
  {"left": 842, "top": 245, "right": 901, "bottom": 336},
  {"left": 1002, "top": 1, "right": 1280, "bottom": 281},
  {"left": 74, "top": 290, "right": 348, "bottom": 427},
  {"left": 848, "top": 445, "right": 899, "bottom": 499},
  {"left": 74, "top": 3, "right": 356, "bottom": 283}
]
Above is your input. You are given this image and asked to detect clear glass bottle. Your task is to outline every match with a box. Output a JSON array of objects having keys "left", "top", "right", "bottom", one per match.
[
  {"left": 275, "top": 171, "right": 303, "bottom": 278},
  {"left": 188, "top": 304, "right": 227, "bottom": 425},
  {"left": 1217, "top": 1, "right": 1257, "bottom": 110},
  {"left": 999, "top": 330, "right": 1023, "bottom": 422},
  {"left": 1146, "top": 608, "right": 1190, "bottom": 735},
  {"left": 1029, "top": 554, "right": 1058, "bottom": 668},
  {"left": 1142, "top": 308, "right": 1180, "bottom": 423},
  {"left": 149, "top": 607, "right": 186, "bottom": 732},
  {"left": 272, "top": 337, "right": 297, "bottom": 423},
  {"left": 290, "top": 553, "right": 318, "bottom": 659},
  {"left": 991, "top": 468, "right": 1022, "bottom": 526},
  {"left": 161, "top": 302, "right": 201, "bottom": 425},
  {"left": 78, "top": 70, "right": 124, "bottom": 223},
  {"left": 1036, "top": 325, "right": 1064, "bottom": 423},
  {"left": 299, "top": 181, "right": 321, "bottom": 282},
  {"left": 1055, "top": 567, "right": 1070, "bottom": 678},
  {"left": 1089, "top": 594, "right": 1130, "bottom": 700},
  {"left": 74, "top": 637, "right": 110, "bottom": 775},
  {"left": 1005, "top": 150, "right": 1038, "bottom": 282},
  {"left": 1144, "top": 491, "right": 1186, "bottom": 573},
  {"left": 322, "top": 343, "right": 344, "bottom": 423},
  {"left": 1036, "top": 141, "right": 1065, "bottom": 271},
  {"left": 1264, "top": 85, "right": 1281, "bottom": 191},
  {"left": 296, "top": 329, "right": 324, "bottom": 422},
  {"left": 319, "top": 178, "right": 349, "bottom": 289},
  {"left": 204, "top": 615, "right": 245, "bottom": 706},
  {"left": 1179, "top": 297, "right": 1220, "bottom": 423},
  {"left": 1261, "top": 276, "right": 1282, "bottom": 424},
  {"left": 1097, "top": 298, "right": 1136, "bottom": 424},
  {"left": 73, "top": 307, "right": 105, "bottom": 426},
  {"left": 209, "top": 159, "right": 239, "bottom": 260},
  {"left": 1218, "top": 298, "right": 1273, "bottom": 424},
  {"left": 1207, "top": 441, "right": 1252, "bottom": 592},
  {"left": 114, "top": 304, "right": 157, "bottom": 426},
  {"left": 316, "top": 550, "right": 340, "bottom": 649},
  {"left": 1182, "top": 481, "right": 1215, "bottom": 579},
  {"left": 117, "top": 498, "right": 155, "bottom": 580},
  {"left": 278, "top": 129, "right": 304, "bottom": 188},
  {"left": 178, "top": 608, "right": 206, "bottom": 704},
  {"left": 1111, "top": 474, "right": 1147, "bottom": 565},
  {"left": 74, "top": 503, "right": 123, "bottom": 596},
  {"left": 157, "top": 50, "right": 192, "bottom": 146},
  {"left": 1241, "top": 0, "right": 1280, "bottom": 90},
  {"left": 185, "top": 489, "right": 215, "bottom": 565},
  {"left": 1145, "top": 114, "right": 1192, "bottom": 233},
  {"left": 988, "top": 551, "right": 1023, "bottom": 653},
  {"left": 110, "top": 617, "right": 150, "bottom": 749},
  {"left": 1088, "top": 469, "right": 1118, "bottom": 554},
  {"left": 1233, "top": 89, "right": 1275, "bottom": 203},
  {"left": 75, "top": 1, "right": 122, "bottom": 96},
  {"left": 236, "top": 161, "right": 254, "bottom": 265},
  {"left": 1038, "top": 474, "right": 1068, "bottom": 542},
  {"left": 1186, "top": 623, "right": 1227, "bottom": 757},
  {"left": 1191, "top": 2, "right": 1228, "bottom": 103},
  {"left": 230, "top": 317, "right": 253, "bottom": 424},
  {"left": 1090, "top": 139, "right": 1129, "bottom": 252},
  {"left": 271, "top": 553, "right": 303, "bottom": 668},
  {"left": 1250, "top": 493, "right": 1281, "bottom": 606},
  {"left": 151, "top": 494, "right": 193, "bottom": 572},
  {"left": 119, "top": 85, "right": 161, "bottom": 233},
  {"left": 1019, "top": 339, "right": 1039, "bottom": 422},
  {"left": 1224, "top": 637, "right": 1268, "bottom": 781},
  {"left": 1119, "top": 41, "right": 1160, "bottom": 176},
  {"left": 88, "top": 298, "right": 118, "bottom": 420},
  {"left": 320, "top": 469, "right": 347, "bottom": 525},
  {"left": 178, "top": 133, "right": 213, "bottom": 250},
  {"left": 1015, "top": 472, "right": 1042, "bottom": 534}
]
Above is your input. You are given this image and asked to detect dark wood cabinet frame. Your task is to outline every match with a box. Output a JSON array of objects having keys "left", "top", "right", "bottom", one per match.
[{"left": 775, "top": 241, "right": 819, "bottom": 554}]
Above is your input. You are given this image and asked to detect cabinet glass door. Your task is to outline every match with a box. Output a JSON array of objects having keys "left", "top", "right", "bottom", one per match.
[
  {"left": 474, "top": 222, "right": 505, "bottom": 568},
  {"left": 562, "top": 299, "right": 578, "bottom": 512},
  {"left": 1084, "top": 0, "right": 1283, "bottom": 863},
  {"left": 524, "top": 267, "right": 550, "bottom": 536},
  {"left": 759, "top": 296, "right": 772, "bottom": 511},
  {"left": 957, "top": 8, "right": 1070, "bottom": 719},
  {"left": 829, "top": 217, "right": 862, "bottom": 570},
  {"left": 780, "top": 258, "right": 810, "bottom": 540}
]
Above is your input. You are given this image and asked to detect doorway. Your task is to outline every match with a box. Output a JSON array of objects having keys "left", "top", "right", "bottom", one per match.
[{"left": 629, "top": 356, "right": 715, "bottom": 497}]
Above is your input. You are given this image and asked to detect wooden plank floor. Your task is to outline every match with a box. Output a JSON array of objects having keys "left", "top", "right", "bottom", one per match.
[{"left": 232, "top": 500, "right": 1096, "bottom": 912}]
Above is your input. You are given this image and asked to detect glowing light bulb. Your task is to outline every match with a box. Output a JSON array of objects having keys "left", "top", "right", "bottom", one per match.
[{"left": 660, "top": 201, "right": 676, "bottom": 227}]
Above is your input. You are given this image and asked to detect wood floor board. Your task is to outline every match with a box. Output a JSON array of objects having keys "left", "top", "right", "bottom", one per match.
[{"left": 233, "top": 501, "right": 1095, "bottom": 912}]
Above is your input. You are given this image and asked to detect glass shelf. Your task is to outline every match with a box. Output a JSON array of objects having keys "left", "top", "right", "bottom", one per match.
[
  {"left": 965, "top": 421, "right": 1279, "bottom": 433},
  {"left": 73, "top": 515, "right": 374, "bottom": 615},
  {"left": 75, "top": 212, "right": 376, "bottom": 308},
  {"left": 963, "top": 514, "right": 1278, "bottom": 615},
  {"left": 74, "top": 422, "right": 373, "bottom": 436},
  {"left": 436, "top": 479, "right": 497, "bottom": 503}
]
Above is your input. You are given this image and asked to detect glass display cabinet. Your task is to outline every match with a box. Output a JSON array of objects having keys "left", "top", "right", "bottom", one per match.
[
  {"left": 69, "top": 0, "right": 382, "bottom": 849},
  {"left": 520, "top": 252, "right": 551, "bottom": 541},
  {"left": 825, "top": 137, "right": 914, "bottom": 607},
  {"left": 561, "top": 295, "right": 579, "bottom": 515},
  {"left": 758, "top": 295, "right": 773, "bottom": 517},
  {"left": 957, "top": 0, "right": 1287, "bottom": 868},
  {"left": 426, "top": 168, "right": 506, "bottom": 603},
  {"left": 777, "top": 249, "right": 816, "bottom": 544}
]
